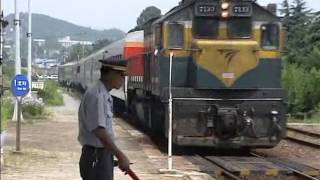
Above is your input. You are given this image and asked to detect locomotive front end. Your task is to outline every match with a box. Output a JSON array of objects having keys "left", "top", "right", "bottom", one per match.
[
  {"left": 161, "top": 0, "right": 287, "bottom": 148},
  {"left": 128, "top": 0, "right": 288, "bottom": 149}
]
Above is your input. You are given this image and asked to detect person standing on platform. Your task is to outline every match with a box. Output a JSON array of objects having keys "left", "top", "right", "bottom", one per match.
[{"left": 78, "top": 59, "right": 130, "bottom": 180}]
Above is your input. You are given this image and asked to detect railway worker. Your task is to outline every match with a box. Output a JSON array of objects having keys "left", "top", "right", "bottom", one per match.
[{"left": 78, "top": 59, "right": 130, "bottom": 180}]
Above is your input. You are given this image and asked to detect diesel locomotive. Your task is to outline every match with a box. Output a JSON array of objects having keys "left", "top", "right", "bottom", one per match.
[{"left": 59, "top": 0, "right": 287, "bottom": 149}]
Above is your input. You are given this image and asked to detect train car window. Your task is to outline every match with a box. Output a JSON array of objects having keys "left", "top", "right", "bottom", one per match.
[
  {"left": 155, "top": 25, "right": 162, "bottom": 48},
  {"left": 77, "top": 66, "right": 80, "bottom": 73},
  {"left": 193, "top": 17, "right": 219, "bottom": 39},
  {"left": 261, "top": 24, "right": 279, "bottom": 50},
  {"left": 168, "top": 23, "right": 184, "bottom": 49},
  {"left": 228, "top": 18, "right": 252, "bottom": 38}
]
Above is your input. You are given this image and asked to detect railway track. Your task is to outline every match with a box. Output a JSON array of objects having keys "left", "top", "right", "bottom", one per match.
[
  {"left": 189, "top": 153, "right": 320, "bottom": 180},
  {"left": 286, "top": 126, "right": 320, "bottom": 148}
]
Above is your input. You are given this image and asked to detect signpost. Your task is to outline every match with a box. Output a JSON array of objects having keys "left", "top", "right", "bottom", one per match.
[{"left": 11, "top": 74, "right": 30, "bottom": 152}]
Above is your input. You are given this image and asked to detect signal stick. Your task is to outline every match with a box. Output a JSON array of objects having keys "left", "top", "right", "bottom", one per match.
[{"left": 168, "top": 52, "right": 174, "bottom": 170}]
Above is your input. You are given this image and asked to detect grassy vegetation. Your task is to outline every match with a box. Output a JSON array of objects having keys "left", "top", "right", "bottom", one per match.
[
  {"left": 288, "top": 112, "right": 320, "bottom": 124},
  {"left": 22, "top": 98, "right": 47, "bottom": 121},
  {"left": 282, "top": 63, "right": 320, "bottom": 114},
  {"left": 283, "top": 63, "right": 320, "bottom": 123},
  {"left": 22, "top": 105, "right": 45, "bottom": 119},
  {"left": 38, "top": 81, "right": 64, "bottom": 106},
  {"left": 1, "top": 94, "right": 14, "bottom": 132},
  {"left": 2, "top": 65, "right": 14, "bottom": 132}
]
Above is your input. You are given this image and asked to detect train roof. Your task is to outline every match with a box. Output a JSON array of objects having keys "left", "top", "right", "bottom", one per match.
[
  {"left": 125, "top": 30, "right": 144, "bottom": 43},
  {"left": 153, "top": 0, "right": 279, "bottom": 25},
  {"left": 68, "top": 31, "right": 144, "bottom": 65}
]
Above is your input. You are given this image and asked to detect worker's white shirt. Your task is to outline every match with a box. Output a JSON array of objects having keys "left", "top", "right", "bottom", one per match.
[{"left": 78, "top": 80, "right": 114, "bottom": 148}]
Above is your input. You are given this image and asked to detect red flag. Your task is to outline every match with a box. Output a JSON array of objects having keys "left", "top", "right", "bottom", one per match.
[{"left": 127, "top": 168, "right": 140, "bottom": 180}]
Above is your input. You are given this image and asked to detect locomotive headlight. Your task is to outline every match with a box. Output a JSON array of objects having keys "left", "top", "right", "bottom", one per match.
[
  {"left": 221, "top": 11, "right": 229, "bottom": 18},
  {"left": 271, "top": 110, "right": 279, "bottom": 115},
  {"left": 221, "top": 2, "right": 229, "bottom": 10}
]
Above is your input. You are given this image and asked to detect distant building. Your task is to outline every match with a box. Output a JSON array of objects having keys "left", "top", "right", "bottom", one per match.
[
  {"left": 33, "top": 39, "right": 46, "bottom": 46},
  {"left": 58, "top": 36, "right": 93, "bottom": 48},
  {"left": 34, "top": 58, "right": 59, "bottom": 69}
]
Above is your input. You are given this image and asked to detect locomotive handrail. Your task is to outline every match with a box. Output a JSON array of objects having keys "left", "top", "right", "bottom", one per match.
[
  {"left": 155, "top": 48, "right": 202, "bottom": 56},
  {"left": 172, "top": 97, "right": 283, "bottom": 101},
  {"left": 168, "top": 47, "right": 202, "bottom": 52}
]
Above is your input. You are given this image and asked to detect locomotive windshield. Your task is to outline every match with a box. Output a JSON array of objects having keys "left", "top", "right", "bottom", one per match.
[
  {"left": 261, "top": 24, "right": 279, "bottom": 50},
  {"left": 168, "top": 23, "right": 184, "bottom": 48},
  {"left": 228, "top": 18, "right": 252, "bottom": 38},
  {"left": 193, "top": 17, "right": 219, "bottom": 39}
]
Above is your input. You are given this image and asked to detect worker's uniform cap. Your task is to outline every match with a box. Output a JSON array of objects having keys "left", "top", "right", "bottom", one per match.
[{"left": 99, "top": 59, "right": 127, "bottom": 72}]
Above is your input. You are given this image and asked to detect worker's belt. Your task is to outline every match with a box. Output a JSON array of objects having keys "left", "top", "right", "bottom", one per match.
[{"left": 82, "top": 145, "right": 105, "bottom": 152}]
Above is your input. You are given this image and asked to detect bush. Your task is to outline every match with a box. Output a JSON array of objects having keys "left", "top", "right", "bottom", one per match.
[
  {"left": 1, "top": 96, "right": 14, "bottom": 132},
  {"left": 283, "top": 63, "right": 320, "bottom": 114},
  {"left": 38, "top": 80, "right": 64, "bottom": 106},
  {"left": 22, "top": 97, "right": 46, "bottom": 119}
]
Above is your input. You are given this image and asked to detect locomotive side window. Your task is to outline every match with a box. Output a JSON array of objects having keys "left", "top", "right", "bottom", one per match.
[
  {"left": 155, "top": 25, "right": 162, "bottom": 48},
  {"left": 193, "top": 17, "right": 219, "bottom": 38},
  {"left": 228, "top": 18, "right": 252, "bottom": 38},
  {"left": 168, "top": 23, "right": 184, "bottom": 49},
  {"left": 261, "top": 24, "right": 279, "bottom": 50}
]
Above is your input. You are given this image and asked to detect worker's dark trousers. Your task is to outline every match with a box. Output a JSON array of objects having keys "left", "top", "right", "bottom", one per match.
[{"left": 79, "top": 146, "right": 114, "bottom": 180}]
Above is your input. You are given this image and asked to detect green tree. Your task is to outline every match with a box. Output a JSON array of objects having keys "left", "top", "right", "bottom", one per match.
[
  {"left": 281, "top": 0, "right": 320, "bottom": 115},
  {"left": 281, "top": 0, "right": 312, "bottom": 66},
  {"left": 136, "top": 6, "right": 161, "bottom": 29},
  {"left": 290, "top": 0, "right": 311, "bottom": 24},
  {"left": 65, "top": 44, "right": 92, "bottom": 62},
  {"left": 305, "top": 12, "right": 320, "bottom": 53},
  {"left": 280, "top": 0, "right": 291, "bottom": 29},
  {"left": 92, "top": 39, "right": 111, "bottom": 51}
]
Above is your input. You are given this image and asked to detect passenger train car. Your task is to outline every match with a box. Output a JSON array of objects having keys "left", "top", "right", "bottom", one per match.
[{"left": 59, "top": 0, "right": 287, "bottom": 149}]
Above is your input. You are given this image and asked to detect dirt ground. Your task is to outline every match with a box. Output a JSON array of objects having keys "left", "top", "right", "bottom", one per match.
[{"left": 1, "top": 93, "right": 84, "bottom": 180}]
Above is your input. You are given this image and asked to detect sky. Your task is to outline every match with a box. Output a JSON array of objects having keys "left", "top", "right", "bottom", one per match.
[{"left": 2, "top": 0, "right": 320, "bottom": 32}]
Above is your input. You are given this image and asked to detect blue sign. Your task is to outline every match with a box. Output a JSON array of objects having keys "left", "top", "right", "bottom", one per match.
[{"left": 11, "top": 74, "right": 30, "bottom": 97}]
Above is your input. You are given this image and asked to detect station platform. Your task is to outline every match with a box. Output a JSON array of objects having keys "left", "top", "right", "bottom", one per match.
[{"left": 1, "top": 93, "right": 212, "bottom": 180}]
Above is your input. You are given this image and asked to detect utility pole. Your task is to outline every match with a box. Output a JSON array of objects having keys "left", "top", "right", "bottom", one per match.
[
  {"left": 14, "top": 0, "right": 21, "bottom": 75},
  {"left": 1, "top": 0, "right": 4, "bottom": 165},
  {"left": 12, "top": 0, "right": 22, "bottom": 121},
  {"left": 27, "top": 0, "right": 32, "bottom": 96}
]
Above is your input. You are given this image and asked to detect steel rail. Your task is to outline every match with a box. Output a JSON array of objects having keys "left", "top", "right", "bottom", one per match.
[
  {"left": 286, "top": 127, "right": 320, "bottom": 148},
  {"left": 287, "top": 127, "right": 320, "bottom": 138},
  {"left": 199, "top": 155, "right": 243, "bottom": 180},
  {"left": 251, "top": 152, "right": 319, "bottom": 180}
]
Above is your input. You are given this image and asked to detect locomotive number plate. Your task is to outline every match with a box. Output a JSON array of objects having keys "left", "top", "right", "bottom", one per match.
[
  {"left": 231, "top": 3, "right": 252, "bottom": 17},
  {"left": 195, "top": 3, "right": 219, "bottom": 17},
  {"left": 223, "top": 73, "right": 235, "bottom": 79}
]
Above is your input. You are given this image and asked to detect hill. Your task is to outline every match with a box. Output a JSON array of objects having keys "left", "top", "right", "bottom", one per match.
[{"left": 5, "top": 13, "right": 125, "bottom": 42}]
